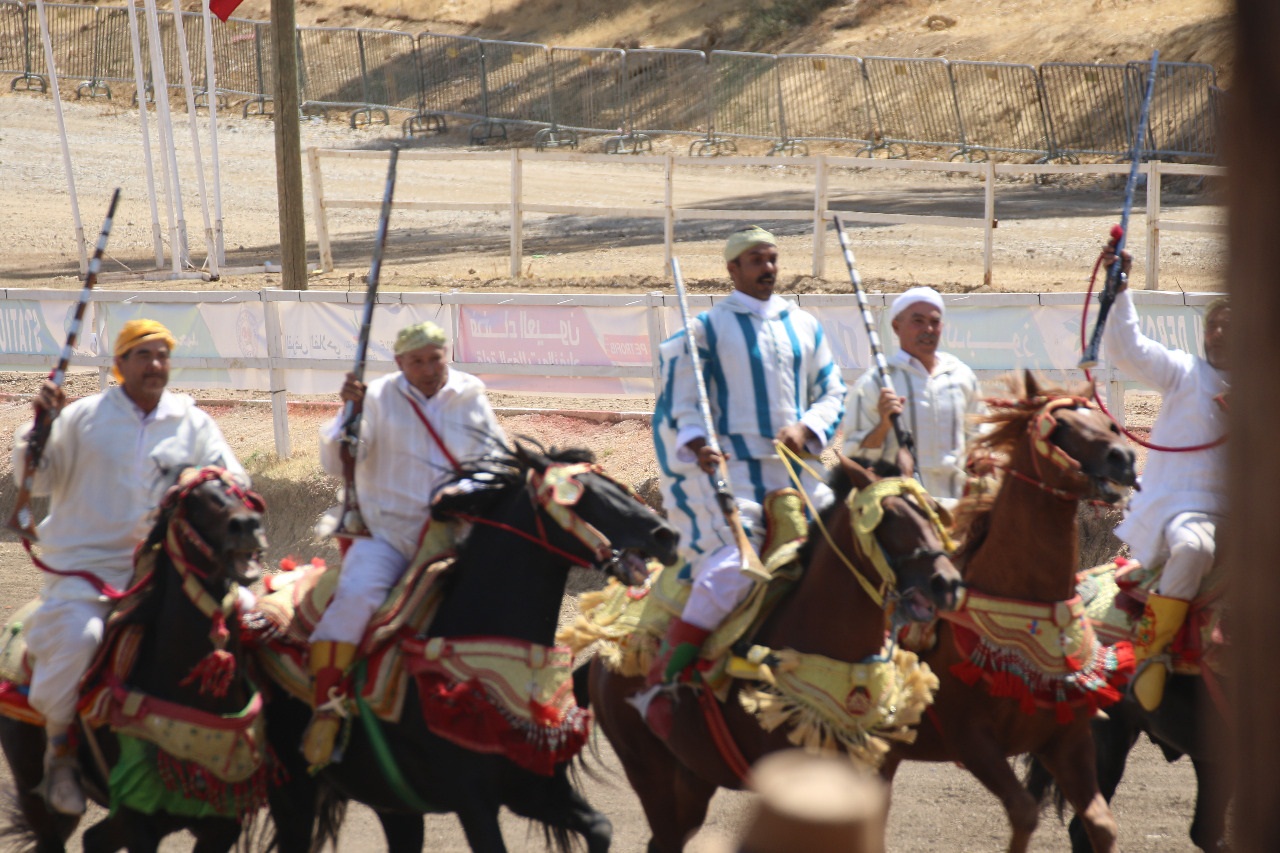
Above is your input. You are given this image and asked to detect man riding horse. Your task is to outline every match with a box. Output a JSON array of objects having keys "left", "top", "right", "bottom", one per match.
[
  {"left": 644, "top": 226, "right": 846, "bottom": 730},
  {"left": 1104, "top": 244, "right": 1230, "bottom": 711},
  {"left": 9, "top": 319, "right": 247, "bottom": 815},
  {"left": 303, "top": 319, "right": 508, "bottom": 767}
]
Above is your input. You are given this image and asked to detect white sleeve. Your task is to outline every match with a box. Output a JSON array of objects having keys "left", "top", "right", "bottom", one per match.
[{"left": 1103, "top": 290, "right": 1193, "bottom": 393}]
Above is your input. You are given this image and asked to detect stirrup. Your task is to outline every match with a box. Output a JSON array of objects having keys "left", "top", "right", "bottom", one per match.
[{"left": 302, "top": 687, "right": 351, "bottom": 769}]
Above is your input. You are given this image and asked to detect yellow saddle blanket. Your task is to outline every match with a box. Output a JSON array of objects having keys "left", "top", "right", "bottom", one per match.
[{"left": 557, "top": 490, "right": 809, "bottom": 690}]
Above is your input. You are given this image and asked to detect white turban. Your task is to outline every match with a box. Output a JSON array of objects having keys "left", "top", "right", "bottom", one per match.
[{"left": 890, "top": 287, "right": 945, "bottom": 322}]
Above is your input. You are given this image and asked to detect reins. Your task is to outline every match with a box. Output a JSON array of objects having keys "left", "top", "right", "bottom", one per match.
[
  {"left": 1079, "top": 251, "right": 1227, "bottom": 454},
  {"left": 774, "top": 442, "right": 954, "bottom": 609},
  {"left": 447, "top": 461, "right": 622, "bottom": 571}
]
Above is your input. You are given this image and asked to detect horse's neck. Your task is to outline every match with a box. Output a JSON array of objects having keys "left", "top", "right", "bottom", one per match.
[
  {"left": 430, "top": 496, "right": 570, "bottom": 646},
  {"left": 758, "top": 503, "right": 886, "bottom": 661},
  {"left": 963, "top": 472, "right": 1081, "bottom": 602},
  {"left": 129, "top": 558, "right": 248, "bottom": 713}
]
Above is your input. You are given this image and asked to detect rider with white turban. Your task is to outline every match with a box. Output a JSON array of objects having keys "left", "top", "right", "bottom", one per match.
[
  {"left": 11, "top": 319, "right": 245, "bottom": 815},
  {"left": 842, "top": 286, "right": 985, "bottom": 505}
]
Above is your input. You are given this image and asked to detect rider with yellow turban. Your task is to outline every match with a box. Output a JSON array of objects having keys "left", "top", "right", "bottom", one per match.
[{"left": 10, "top": 318, "right": 246, "bottom": 815}]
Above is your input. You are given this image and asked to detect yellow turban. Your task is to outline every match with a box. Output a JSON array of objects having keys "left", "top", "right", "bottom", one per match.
[
  {"left": 112, "top": 319, "right": 176, "bottom": 382},
  {"left": 394, "top": 320, "right": 448, "bottom": 355},
  {"left": 724, "top": 226, "right": 777, "bottom": 263}
]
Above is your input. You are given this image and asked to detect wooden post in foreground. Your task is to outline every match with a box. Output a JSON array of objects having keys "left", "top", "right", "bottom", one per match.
[
  {"left": 1227, "top": 2, "right": 1280, "bottom": 849},
  {"left": 270, "top": 0, "right": 307, "bottom": 290}
]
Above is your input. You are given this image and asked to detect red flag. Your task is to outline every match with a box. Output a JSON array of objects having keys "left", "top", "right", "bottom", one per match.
[{"left": 209, "top": 0, "right": 246, "bottom": 22}]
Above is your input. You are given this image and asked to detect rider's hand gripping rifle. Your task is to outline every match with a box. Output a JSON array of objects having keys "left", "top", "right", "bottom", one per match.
[
  {"left": 332, "top": 148, "right": 400, "bottom": 539},
  {"left": 670, "top": 257, "right": 770, "bottom": 582},
  {"left": 1080, "top": 51, "right": 1160, "bottom": 369},
  {"left": 8, "top": 188, "right": 122, "bottom": 541}
]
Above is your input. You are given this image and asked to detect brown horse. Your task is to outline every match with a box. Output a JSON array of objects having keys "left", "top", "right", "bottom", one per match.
[
  {"left": 589, "top": 454, "right": 964, "bottom": 852},
  {"left": 878, "top": 374, "right": 1138, "bottom": 853}
]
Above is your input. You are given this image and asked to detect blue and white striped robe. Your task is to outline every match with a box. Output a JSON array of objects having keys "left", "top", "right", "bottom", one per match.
[{"left": 653, "top": 291, "right": 846, "bottom": 569}]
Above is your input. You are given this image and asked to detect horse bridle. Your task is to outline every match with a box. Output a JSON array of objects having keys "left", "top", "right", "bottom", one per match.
[
  {"left": 1008, "top": 395, "right": 1097, "bottom": 501},
  {"left": 451, "top": 462, "right": 636, "bottom": 573},
  {"left": 845, "top": 477, "right": 957, "bottom": 610}
]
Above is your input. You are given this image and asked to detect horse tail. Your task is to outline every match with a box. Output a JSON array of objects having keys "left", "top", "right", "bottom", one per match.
[
  {"left": 313, "top": 783, "right": 348, "bottom": 852},
  {"left": 1022, "top": 754, "right": 1068, "bottom": 821},
  {"left": 0, "top": 777, "right": 44, "bottom": 852}
]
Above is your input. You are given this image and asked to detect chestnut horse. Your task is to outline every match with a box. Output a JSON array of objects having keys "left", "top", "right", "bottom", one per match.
[
  {"left": 0, "top": 467, "right": 268, "bottom": 853},
  {"left": 589, "top": 454, "right": 963, "bottom": 852},
  {"left": 878, "top": 375, "right": 1138, "bottom": 853}
]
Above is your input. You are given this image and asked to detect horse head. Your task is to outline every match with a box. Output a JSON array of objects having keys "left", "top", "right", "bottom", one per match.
[
  {"left": 432, "top": 441, "right": 680, "bottom": 584},
  {"left": 997, "top": 372, "right": 1138, "bottom": 504},
  {"left": 152, "top": 466, "right": 267, "bottom": 588},
  {"left": 836, "top": 454, "right": 964, "bottom": 622}
]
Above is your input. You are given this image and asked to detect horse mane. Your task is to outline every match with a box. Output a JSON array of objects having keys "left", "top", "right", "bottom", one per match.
[
  {"left": 950, "top": 375, "right": 1093, "bottom": 564},
  {"left": 431, "top": 441, "right": 597, "bottom": 522}
]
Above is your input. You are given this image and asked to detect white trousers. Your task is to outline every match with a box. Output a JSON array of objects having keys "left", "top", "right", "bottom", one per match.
[
  {"left": 309, "top": 536, "right": 410, "bottom": 645},
  {"left": 25, "top": 597, "right": 112, "bottom": 731},
  {"left": 1154, "top": 511, "right": 1219, "bottom": 601}
]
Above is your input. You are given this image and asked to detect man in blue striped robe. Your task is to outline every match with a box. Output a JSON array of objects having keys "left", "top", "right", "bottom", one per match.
[{"left": 648, "top": 226, "right": 846, "bottom": 692}]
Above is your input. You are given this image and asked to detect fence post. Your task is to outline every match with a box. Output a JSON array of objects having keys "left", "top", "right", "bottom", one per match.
[
  {"left": 262, "top": 291, "right": 293, "bottom": 459},
  {"left": 664, "top": 153, "right": 674, "bottom": 272},
  {"left": 812, "top": 155, "right": 828, "bottom": 278},
  {"left": 510, "top": 148, "right": 523, "bottom": 278},
  {"left": 1107, "top": 371, "right": 1125, "bottom": 429},
  {"left": 984, "top": 159, "right": 996, "bottom": 286},
  {"left": 646, "top": 290, "right": 666, "bottom": 394},
  {"left": 1145, "top": 159, "right": 1161, "bottom": 290},
  {"left": 307, "top": 147, "right": 333, "bottom": 272}
]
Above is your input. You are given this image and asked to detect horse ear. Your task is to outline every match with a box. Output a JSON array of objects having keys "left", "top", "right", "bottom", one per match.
[
  {"left": 895, "top": 446, "right": 915, "bottom": 480},
  {"left": 1024, "top": 369, "right": 1040, "bottom": 399},
  {"left": 513, "top": 439, "right": 547, "bottom": 472},
  {"left": 838, "top": 454, "right": 876, "bottom": 490}
]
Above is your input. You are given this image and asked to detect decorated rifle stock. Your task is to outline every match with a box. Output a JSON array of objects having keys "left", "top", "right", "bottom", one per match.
[{"left": 8, "top": 188, "right": 122, "bottom": 540}]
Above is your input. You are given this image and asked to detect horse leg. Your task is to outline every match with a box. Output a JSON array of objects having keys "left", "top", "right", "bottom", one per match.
[
  {"left": 953, "top": 732, "right": 1041, "bottom": 853},
  {"left": 456, "top": 802, "right": 507, "bottom": 853},
  {"left": 81, "top": 811, "right": 158, "bottom": 853},
  {"left": 376, "top": 811, "right": 425, "bottom": 853},
  {"left": 1189, "top": 754, "right": 1231, "bottom": 852},
  {"left": 188, "top": 817, "right": 244, "bottom": 853},
  {"left": 503, "top": 765, "right": 612, "bottom": 853},
  {"left": 1036, "top": 730, "right": 1118, "bottom": 853},
  {"left": 1067, "top": 711, "right": 1141, "bottom": 852}
]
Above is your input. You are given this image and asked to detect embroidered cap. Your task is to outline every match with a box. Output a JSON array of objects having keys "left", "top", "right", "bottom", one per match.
[
  {"left": 724, "top": 226, "right": 778, "bottom": 263},
  {"left": 394, "top": 320, "right": 448, "bottom": 355},
  {"left": 889, "top": 286, "right": 945, "bottom": 322}
]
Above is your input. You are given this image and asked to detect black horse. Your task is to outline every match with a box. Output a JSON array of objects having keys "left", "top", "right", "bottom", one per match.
[
  {"left": 1027, "top": 673, "right": 1232, "bottom": 852},
  {"left": 0, "top": 466, "right": 268, "bottom": 853},
  {"left": 262, "top": 443, "right": 681, "bottom": 853}
]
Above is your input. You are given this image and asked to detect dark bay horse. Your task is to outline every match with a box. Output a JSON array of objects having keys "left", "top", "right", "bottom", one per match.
[
  {"left": 262, "top": 444, "right": 680, "bottom": 853},
  {"left": 0, "top": 466, "right": 268, "bottom": 853},
  {"left": 588, "top": 453, "right": 964, "bottom": 852},
  {"left": 1027, "top": 672, "right": 1232, "bottom": 852},
  {"left": 878, "top": 375, "right": 1138, "bottom": 853}
]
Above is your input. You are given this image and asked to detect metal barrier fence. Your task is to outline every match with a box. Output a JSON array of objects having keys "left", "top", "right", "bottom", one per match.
[{"left": 2, "top": 2, "right": 1223, "bottom": 162}]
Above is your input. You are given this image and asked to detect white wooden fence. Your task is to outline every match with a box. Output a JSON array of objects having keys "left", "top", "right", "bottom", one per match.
[{"left": 308, "top": 149, "right": 1225, "bottom": 287}]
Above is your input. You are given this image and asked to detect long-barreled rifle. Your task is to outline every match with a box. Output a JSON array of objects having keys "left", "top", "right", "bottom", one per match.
[
  {"left": 8, "top": 188, "right": 122, "bottom": 541},
  {"left": 831, "top": 214, "right": 919, "bottom": 473},
  {"left": 1079, "top": 50, "right": 1160, "bottom": 368},
  {"left": 332, "top": 147, "right": 399, "bottom": 539},
  {"left": 670, "top": 257, "right": 769, "bottom": 581}
]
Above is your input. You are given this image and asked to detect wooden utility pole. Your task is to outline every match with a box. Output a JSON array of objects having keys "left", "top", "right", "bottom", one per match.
[
  {"left": 270, "top": 0, "right": 307, "bottom": 290},
  {"left": 1227, "top": 2, "right": 1280, "bottom": 849}
]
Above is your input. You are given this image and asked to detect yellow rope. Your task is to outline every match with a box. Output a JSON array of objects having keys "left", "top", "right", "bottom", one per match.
[{"left": 774, "top": 442, "right": 888, "bottom": 607}]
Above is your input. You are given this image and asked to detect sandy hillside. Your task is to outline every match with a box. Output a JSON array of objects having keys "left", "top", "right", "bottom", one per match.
[{"left": 197, "top": 0, "right": 1234, "bottom": 77}]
